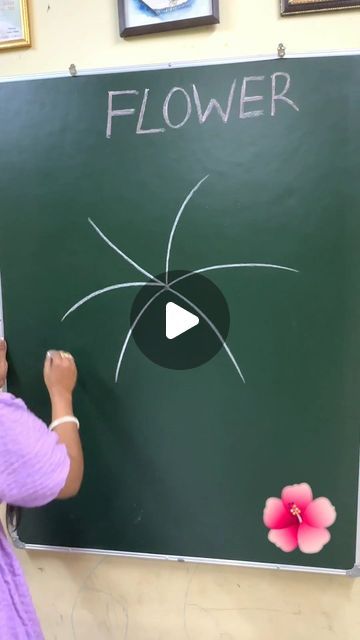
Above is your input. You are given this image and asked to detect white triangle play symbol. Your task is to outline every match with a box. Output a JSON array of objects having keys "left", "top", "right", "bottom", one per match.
[{"left": 166, "top": 302, "right": 199, "bottom": 340}]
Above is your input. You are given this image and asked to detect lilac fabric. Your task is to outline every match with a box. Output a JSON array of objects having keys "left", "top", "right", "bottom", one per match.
[{"left": 0, "top": 392, "right": 70, "bottom": 639}]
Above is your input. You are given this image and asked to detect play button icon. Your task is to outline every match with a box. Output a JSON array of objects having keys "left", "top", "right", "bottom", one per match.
[
  {"left": 166, "top": 302, "right": 199, "bottom": 340},
  {"left": 130, "top": 270, "right": 230, "bottom": 371}
]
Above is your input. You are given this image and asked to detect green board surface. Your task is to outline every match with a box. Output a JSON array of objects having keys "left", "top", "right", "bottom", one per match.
[{"left": 0, "top": 56, "right": 359, "bottom": 571}]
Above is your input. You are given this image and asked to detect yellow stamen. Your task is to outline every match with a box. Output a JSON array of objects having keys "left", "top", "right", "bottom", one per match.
[{"left": 290, "top": 503, "right": 303, "bottom": 524}]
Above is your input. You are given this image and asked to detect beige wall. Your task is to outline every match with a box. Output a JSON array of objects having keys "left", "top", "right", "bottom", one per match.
[
  {"left": 1, "top": 0, "right": 360, "bottom": 76},
  {"left": 1, "top": 1, "right": 360, "bottom": 638}
]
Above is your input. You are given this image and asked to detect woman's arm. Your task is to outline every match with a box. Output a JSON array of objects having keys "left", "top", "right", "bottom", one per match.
[
  {"left": 0, "top": 343, "right": 84, "bottom": 507},
  {"left": 44, "top": 351, "right": 84, "bottom": 499}
]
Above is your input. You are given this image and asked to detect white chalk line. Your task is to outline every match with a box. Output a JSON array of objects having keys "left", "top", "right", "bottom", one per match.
[
  {"left": 114, "top": 282, "right": 245, "bottom": 383},
  {"left": 65, "top": 182, "right": 299, "bottom": 384},
  {"left": 62, "top": 263, "right": 298, "bottom": 377},
  {"left": 88, "top": 218, "right": 163, "bottom": 285},
  {"left": 169, "top": 262, "right": 299, "bottom": 286},
  {"left": 165, "top": 175, "right": 209, "bottom": 284},
  {"left": 115, "top": 287, "right": 165, "bottom": 382},
  {"left": 167, "top": 287, "right": 245, "bottom": 384},
  {"left": 61, "top": 282, "right": 162, "bottom": 322}
]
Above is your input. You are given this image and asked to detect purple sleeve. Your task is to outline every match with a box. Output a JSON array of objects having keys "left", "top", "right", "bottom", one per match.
[{"left": 0, "top": 392, "right": 70, "bottom": 507}]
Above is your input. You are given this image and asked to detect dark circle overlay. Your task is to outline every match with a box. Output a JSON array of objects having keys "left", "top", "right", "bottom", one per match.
[{"left": 130, "top": 270, "right": 230, "bottom": 371}]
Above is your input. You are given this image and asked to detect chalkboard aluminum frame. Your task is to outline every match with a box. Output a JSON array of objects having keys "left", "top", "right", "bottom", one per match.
[
  {"left": 9, "top": 461, "right": 360, "bottom": 575},
  {"left": 118, "top": 0, "right": 219, "bottom": 37},
  {"left": 1, "top": 51, "right": 360, "bottom": 577},
  {"left": 281, "top": 0, "right": 360, "bottom": 14}
]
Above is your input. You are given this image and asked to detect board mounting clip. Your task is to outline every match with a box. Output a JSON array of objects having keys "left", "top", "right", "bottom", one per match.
[
  {"left": 277, "top": 43, "right": 286, "bottom": 58},
  {"left": 69, "top": 63, "right": 78, "bottom": 77}
]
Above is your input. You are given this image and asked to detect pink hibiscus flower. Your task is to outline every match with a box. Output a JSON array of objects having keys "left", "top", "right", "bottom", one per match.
[{"left": 263, "top": 483, "right": 336, "bottom": 554}]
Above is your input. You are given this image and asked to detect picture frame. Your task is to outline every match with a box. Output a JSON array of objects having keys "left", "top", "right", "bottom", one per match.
[
  {"left": 281, "top": 0, "right": 360, "bottom": 14},
  {"left": 118, "top": 0, "right": 219, "bottom": 38},
  {"left": 0, "top": 0, "right": 30, "bottom": 50}
]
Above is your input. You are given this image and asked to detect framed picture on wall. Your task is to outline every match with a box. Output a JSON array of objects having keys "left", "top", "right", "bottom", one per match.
[
  {"left": 281, "top": 0, "right": 360, "bottom": 14},
  {"left": 118, "top": 0, "right": 220, "bottom": 37},
  {"left": 0, "top": 0, "right": 30, "bottom": 50}
]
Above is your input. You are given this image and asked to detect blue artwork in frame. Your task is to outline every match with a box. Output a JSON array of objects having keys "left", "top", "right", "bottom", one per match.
[{"left": 118, "top": 0, "right": 219, "bottom": 37}]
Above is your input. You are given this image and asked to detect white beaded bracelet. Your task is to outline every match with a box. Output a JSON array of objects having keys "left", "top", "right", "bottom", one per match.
[{"left": 49, "top": 416, "right": 80, "bottom": 431}]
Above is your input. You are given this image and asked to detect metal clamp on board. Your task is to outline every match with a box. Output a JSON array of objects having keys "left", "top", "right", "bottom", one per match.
[
  {"left": 69, "top": 64, "right": 78, "bottom": 77},
  {"left": 277, "top": 43, "right": 286, "bottom": 59}
]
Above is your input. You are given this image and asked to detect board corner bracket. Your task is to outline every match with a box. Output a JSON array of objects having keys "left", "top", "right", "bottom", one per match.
[{"left": 346, "top": 564, "right": 360, "bottom": 577}]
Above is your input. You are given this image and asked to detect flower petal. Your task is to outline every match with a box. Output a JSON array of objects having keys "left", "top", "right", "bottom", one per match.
[
  {"left": 263, "top": 498, "right": 294, "bottom": 529},
  {"left": 297, "top": 523, "right": 331, "bottom": 554},
  {"left": 268, "top": 526, "right": 299, "bottom": 552},
  {"left": 303, "top": 497, "right": 337, "bottom": 528},
  {"left": 281, "top": 483, "right": 313, "bottom": 511}
]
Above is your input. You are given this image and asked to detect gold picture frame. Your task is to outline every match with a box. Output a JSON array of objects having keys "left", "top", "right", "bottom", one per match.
[
  {"left": 0, "top": 0, "right": 31, "bottom": 51},
  {"left": 282, "top": 0, "right": 360, "bottom": 14}
]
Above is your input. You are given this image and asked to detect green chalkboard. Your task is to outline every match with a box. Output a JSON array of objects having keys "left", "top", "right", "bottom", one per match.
[{"left": 1, "top": 55, "right": 360, "bottom": 572}]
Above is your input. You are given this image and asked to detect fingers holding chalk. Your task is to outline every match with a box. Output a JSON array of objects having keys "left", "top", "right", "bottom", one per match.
[
  {"left": 59, "top": 351, "right": 74, "bottom": 359},
  {"left": 44, "top": 349, "right": 77, "bottom": 396},
  {"left": 46, "top": 349, "right": 74, "bottom": 360}
]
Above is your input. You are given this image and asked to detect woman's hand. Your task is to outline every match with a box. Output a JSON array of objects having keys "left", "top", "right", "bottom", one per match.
[{"left": 43, "top": 350, "right": 77, "bottom": 400}]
